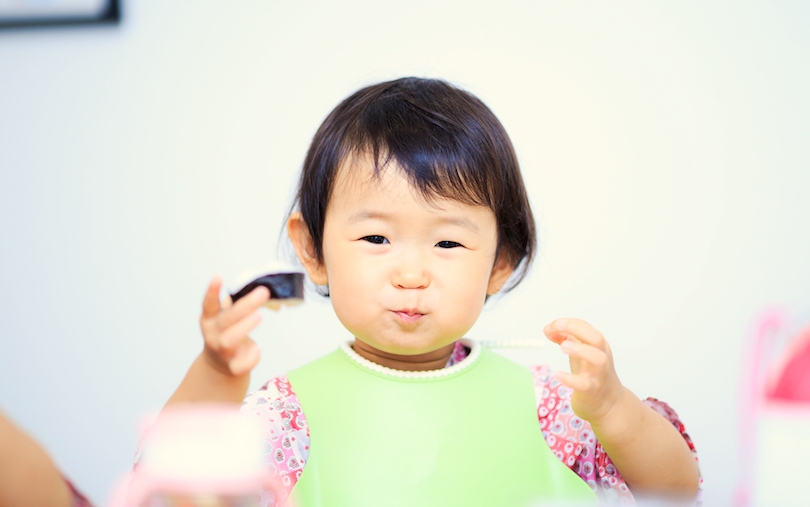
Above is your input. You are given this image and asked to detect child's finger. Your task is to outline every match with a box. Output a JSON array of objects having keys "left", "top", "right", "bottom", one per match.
[
  {"left": 219, "top": 311, "right": 263, "bottom": 350},
  {"left": 560, "top": 339, "right": 607, "bottom": 369},
  {"left": 543, "top": 324, "right": 569, "bottom": 345},
  {"left": 201, "top": 276, "right": 223, "bottom": 319},
  {"left": 554, "top": 370, "right": 591, "bottom": 392},
  {"left": 229, "top": 340, "right": 261, "bottom": 376},
  {"left": 545, "top": 318, "right": 605, "bottom": 348},
  {"left": 217, "top": 286, "right": 270, "bottom": 329},
  {"left": 543, "top": 318, "right": 582, "bottom": 345}
]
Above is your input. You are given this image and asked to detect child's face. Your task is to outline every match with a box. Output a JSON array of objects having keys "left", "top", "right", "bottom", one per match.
[{"left": 291, "top": 155, "right": 513, "bottom": 357}]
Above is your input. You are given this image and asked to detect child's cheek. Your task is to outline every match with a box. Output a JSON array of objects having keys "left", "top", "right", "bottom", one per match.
[{"left": 442, "top": 264, "right": 490, "bottom": 326}]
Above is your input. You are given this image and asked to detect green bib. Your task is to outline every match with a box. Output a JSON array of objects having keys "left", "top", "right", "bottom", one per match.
[{"left": 286, "top": 342, "right": 595, "bottom": 507}]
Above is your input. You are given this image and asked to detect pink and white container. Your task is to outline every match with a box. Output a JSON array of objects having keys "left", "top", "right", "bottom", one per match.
[
  {"left": 110, "top": 405, "right": 280, "bottom": 507},
  {"left": 736, "top": 309, "right": 810, "bottom": 507}
]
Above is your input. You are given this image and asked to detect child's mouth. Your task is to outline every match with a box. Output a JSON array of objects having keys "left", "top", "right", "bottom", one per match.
[{"left": 392, "top": 310, "right": 424, "bottom": 324}]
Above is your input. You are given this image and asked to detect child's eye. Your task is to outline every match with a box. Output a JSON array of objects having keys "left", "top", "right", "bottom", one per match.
[
  {"left": 361, "top": 235, "right": 389, "bottom": 244},
  {"left": 436, "top": 240, "right": 462, "bottom": 249}
]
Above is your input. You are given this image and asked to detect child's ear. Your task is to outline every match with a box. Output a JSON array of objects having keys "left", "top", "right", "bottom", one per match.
[
  {"left": 486, "top": 254, "right": 514, "bottom": 295},
  {"left": 287, "top": 212, "right": 328, "bottom": 285}
]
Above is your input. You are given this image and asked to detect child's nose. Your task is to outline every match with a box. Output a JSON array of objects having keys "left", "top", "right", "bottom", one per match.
[{"left": 392, "top": 252, "right": 429, "bottom": 289}]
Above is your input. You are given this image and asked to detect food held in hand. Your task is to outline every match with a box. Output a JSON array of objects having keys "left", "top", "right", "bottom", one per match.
[{"left": 230, "top": 271, "right": 305, "bottom": 310}]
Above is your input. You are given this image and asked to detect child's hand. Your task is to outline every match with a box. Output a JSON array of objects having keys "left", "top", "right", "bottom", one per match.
[
  {"left": 544, "top": 318, "right": 701, "bottom": 495},
  {"left": 200, "top": 275, "right": 270, "bottom": 377},
  {"left": 543, "top": 318, "right": 625, "bottom": 425}
]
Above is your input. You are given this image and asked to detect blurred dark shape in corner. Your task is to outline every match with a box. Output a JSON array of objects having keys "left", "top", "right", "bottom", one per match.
[{"left": 0, "top": 0, "right": 120, "bottom": 30}]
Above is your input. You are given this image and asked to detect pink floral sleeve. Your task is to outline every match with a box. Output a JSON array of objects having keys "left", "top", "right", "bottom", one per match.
[
  {"left": 530, "top": 365, "right": 701, "bottom": 504},
  {"left": 241, "top": 376, "right": 309, "bottom": 506}
]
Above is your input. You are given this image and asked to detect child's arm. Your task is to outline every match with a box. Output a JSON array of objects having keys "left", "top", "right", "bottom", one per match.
[
  {"left": 165, "top": 276, "right": 270, "bottom": 407},
  {"left": 544, "top": 318, "right": 700, "bottom": 497},
  {"left": 0, "top": 411, "right": 72, "bottom": 507}
]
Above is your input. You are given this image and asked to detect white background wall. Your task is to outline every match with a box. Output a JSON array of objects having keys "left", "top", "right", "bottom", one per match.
[{"left": 1, "top": 1, "right": 809, "bottom": 504}]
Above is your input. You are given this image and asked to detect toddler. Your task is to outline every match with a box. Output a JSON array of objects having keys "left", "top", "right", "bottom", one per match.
[{"left": 162, "top": 78, "right": 700, "bottom": 506}]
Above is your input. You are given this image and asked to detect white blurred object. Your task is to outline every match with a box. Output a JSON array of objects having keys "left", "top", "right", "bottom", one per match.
[
  {"left": 754, "top": 405, "right": 810, "bottom": 507},
  {"left": 477, "top": 338, "right": 546, "bottom": 349},
  {"left": 110, "top": 405, "right": 278, "bottom": 507}
]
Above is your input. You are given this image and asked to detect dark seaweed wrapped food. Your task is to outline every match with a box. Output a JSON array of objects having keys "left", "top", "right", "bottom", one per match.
[{"left": 229, "top": 270, "right": 305, "bottom": 310}]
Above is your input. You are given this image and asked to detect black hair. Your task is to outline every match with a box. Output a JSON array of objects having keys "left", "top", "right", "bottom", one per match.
[{"left": 291, "top": 77, "right": 536, "bottom": 294}]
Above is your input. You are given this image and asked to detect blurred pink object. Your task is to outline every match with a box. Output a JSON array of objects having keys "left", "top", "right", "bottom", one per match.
[
  {"left": 109, "top": 405, "right": 279, "bottom": 507},
  {"left": 735, "top": 309, "right": 810, "bottom": 507},
  {"left": 767, "top": 326, "right": 810, "bottom": 402}
]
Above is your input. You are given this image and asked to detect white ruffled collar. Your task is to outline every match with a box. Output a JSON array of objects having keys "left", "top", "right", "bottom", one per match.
[{"left": 339, "top": 339, "right": 481, "bottom": 379}]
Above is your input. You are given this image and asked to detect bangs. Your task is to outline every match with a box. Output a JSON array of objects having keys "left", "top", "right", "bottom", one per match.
[{"left": 338, "top": 84, "right": 509, "bottom": 210}]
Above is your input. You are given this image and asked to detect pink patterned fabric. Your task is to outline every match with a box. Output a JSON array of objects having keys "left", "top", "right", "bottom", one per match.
[
  {"left": 241, "top": 341, "right": 701, "bottom": 506},
  {"left": 529, "top": 365, "right": 701, "bottom": 505}
]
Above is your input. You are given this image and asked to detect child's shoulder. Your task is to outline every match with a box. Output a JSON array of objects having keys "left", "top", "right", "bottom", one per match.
[
  {"left": 242, "top": 375, "right": 309, "bottom": 438},
  {"left": 528, "top": 364, "right": 554, "bottom": 385},
  {"left": 527, "top": 364, "right": 575, "bottom": 404},
  {"left": 527, "top": 364, "right": 584, "bottom": 437},
  {"left": 241, "top": 375, "right": 309, "bottom": 502},
  {"left": 242, "top": 375, "right": 302, "bottom": 416}
]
